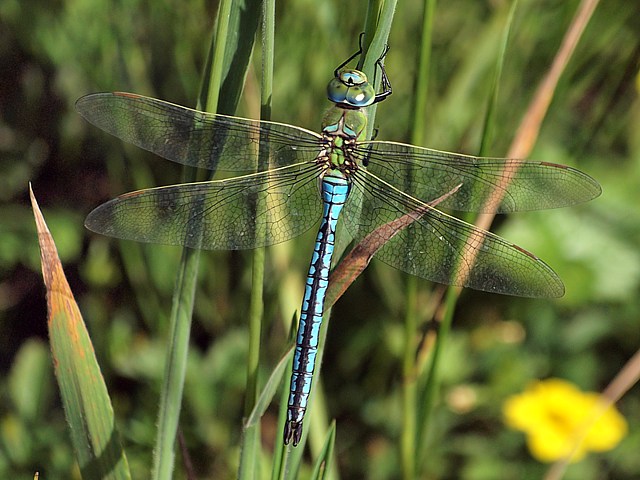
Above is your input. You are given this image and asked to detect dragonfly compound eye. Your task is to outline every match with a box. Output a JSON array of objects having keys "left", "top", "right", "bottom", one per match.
[
  {"left": 346, "top": 85, "right": 375, "bottom": 107},
  {"left": 327, "top": 69, "right": 376, "bottom": 107},
  {"left": 327, "top": 77, "right": 349, "bottom": 104},
  {"left": 339, "top": 69, "right": 367, "bottom": 86}
]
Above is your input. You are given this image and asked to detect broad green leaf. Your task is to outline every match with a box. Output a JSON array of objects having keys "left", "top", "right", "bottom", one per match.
[{"left": 31, "top": 185, "right": 131, "bottom": 480}]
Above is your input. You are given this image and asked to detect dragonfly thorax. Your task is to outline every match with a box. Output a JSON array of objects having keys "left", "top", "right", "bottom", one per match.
[
  {"left": 322, "top": 104, "right": 368, "bottom": 140},
  {"left": 319, "top": 106, "right": 368, "bottom": 175},
  {"left": 318, "top": 134, "right": 359, "bottom": 176},
  {"left": 327, "top": 68, "right": 376, "bottom": 107}
]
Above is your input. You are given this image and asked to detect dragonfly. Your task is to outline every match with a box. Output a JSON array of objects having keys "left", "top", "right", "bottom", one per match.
[{"left": 76, "top": 42, "right": 601, "bottom": 447}]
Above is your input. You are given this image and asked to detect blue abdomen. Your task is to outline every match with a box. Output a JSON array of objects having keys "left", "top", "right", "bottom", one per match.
[{"left": 284, "top": 170, "right": 350, "bottom": 446}]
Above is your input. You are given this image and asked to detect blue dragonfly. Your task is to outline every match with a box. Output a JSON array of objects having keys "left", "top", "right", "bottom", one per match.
[{"left": 76, "top": 44, "right": 601, "bottom": 446}]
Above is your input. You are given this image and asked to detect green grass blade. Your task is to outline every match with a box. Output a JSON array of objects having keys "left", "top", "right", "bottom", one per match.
[
  {"left": 479, "top": 0, "right": 518, "bottom": 158},
  {"left": 152, "top": 247, "right": 201, "bottom": 480},
  {"left": 239, "top": 1, "right": 274, "bottom": 476},
  {"left": 31, "top": 185, "right": 131, "bottom": 480},
  {"left": 272, "top": 320, "right": 297, "bottom": 480},
  {"left": 208, "top": 0, "right": 263, "bottom": 117},
  {"left": 309, "top": 422, "right": 336, "bottom": 480},
  {"left": 400, "top": 276, "right": 418, "bottom": 480},
  {"left": 246, "top": 347, "right": 294, "bottom": 431},
  {"left": 239, "top": 244, "right": 265, "bottom": 479},
  {"left": 414, "top": 4, "right": 518, "bottom": 473},
  {"left": 152, "top": 1, "right": 260, "bottom": 479},
  {"left": 360, "top": 0, "right": 398, "bottom": 142},
  {"left": 410, "top": 0, "right": 437, "bottom": 147},
  {"left": 200, "top": 0, "right": 233, "bottom": 113},
  {"left": 401, "top": 2, "right": 436, "bottom": 478}
]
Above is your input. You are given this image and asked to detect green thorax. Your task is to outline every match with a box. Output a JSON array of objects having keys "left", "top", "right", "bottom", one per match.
[
  {"left": 322, "top": 106, "right": 368, "bottom": 141},
  {"left": 321, "top": 106, "right": 367, "bottom": 171}
]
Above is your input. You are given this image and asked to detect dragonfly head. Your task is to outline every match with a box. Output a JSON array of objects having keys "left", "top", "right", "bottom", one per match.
[{"left": 327, "top": 69, "right": 376, "bottom": 107}]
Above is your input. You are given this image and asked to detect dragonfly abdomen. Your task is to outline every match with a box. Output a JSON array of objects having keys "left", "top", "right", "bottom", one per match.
[{"left": 284, "top": 170, "right": 350, "bottom": 446}]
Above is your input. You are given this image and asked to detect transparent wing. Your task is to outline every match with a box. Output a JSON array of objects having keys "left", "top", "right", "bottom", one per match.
[
  {"left": 354, "top": 140, "right": 601, "bottom": 213},
  {"left": 85, "top": 162, "right": 323, "bottom": 250},
  {"left": 76, "top": 92, "right": 323, "bottom": 172},
  {"left": 343, "top": 169, "right": 564, "bottom": 298}
]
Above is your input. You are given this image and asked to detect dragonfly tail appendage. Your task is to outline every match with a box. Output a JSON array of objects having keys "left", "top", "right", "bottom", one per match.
[
  {"left": 285, "top": 172, "right": 349, "bottom": 446},
  {"left": 284, "top": 418, "right": 304, "bottom": 447}
]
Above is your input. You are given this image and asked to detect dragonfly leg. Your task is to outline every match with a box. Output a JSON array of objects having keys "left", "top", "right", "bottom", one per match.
[
  {"left": 333, "top": 32, "right": 365, "bottom": 77},
  {"left": 372, "top": 44, "right": 392, "bottom": 104},
  {"left": 333, "top": 34, "right": 392, "bottom": 104}
]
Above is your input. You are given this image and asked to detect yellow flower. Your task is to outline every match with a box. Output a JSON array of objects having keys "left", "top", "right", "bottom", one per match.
[{"left": 503, "top": 378, "right": 627, "bottom": 463}]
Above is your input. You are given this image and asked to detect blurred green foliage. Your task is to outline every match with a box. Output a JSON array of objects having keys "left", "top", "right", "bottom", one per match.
[{"left": 1, "top": 0, "right": 639, "bottom": 478}]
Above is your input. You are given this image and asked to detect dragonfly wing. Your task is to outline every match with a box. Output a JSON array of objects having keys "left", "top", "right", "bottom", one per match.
[
  {"left": 76, "top": 92, "right": 323, "bottom": 172},
  {"left": 343, "top": 170, "right": 564, "bottom": 298},
  {"left": 85, "top": 162, "right": 322, "bottom": 250},
  {"left": 355, "top": 141, "right": 601, "bottom": 213}
]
